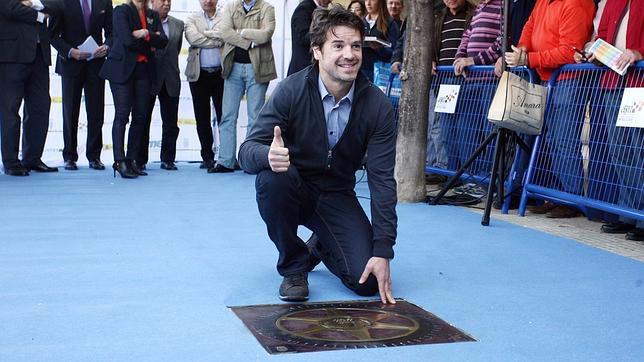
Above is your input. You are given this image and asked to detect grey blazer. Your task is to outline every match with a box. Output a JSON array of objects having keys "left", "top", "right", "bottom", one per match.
[{"left": 152, "top": 15, "right": 184, "bottom": 97}]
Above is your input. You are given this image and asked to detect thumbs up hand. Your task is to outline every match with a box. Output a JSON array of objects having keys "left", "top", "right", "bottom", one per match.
[{"left": 268, "top": 126, "right": 289, "bottom": 172}]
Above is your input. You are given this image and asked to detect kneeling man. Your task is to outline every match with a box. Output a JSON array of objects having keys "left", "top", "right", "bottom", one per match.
[{"left": 239, "top": 7, "right": 397, "bottom": 304}]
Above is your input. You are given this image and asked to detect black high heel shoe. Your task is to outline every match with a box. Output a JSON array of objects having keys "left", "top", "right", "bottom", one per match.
[
  {"left": 130, "top": 160, "right": 148, "bottom": 176},
  {"left": 112, "top": 161, "right": 138, "bottom": 179}
]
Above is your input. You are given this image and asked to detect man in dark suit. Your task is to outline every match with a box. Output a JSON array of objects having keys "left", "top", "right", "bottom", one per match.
[
  {"left": 49, "top": 0, "right": 113, "bottom": 171},
  {"left": 0, "top": 0, "right": 63, "bottom": 176},
  {"left": 287, "top": 0, "right": 331, "bottom": 76},
  {"left": 139, "top": 0, "right": 183, "bottom": 171}
]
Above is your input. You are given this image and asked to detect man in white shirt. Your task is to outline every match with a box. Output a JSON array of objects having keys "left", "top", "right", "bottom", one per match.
[{"left": 185, "top": 0, "right": 225, "bottom": 171}]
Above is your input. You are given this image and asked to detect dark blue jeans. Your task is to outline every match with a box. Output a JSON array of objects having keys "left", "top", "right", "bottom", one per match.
[
  {"left": 449, "top": 82, "right": 495, "bottom": 177},
  {"left": 255, "top": 167, "right": 379, "bottom": 296},
  {"left": 109, "top": 63, "right": 150, "bottom": 162},
  {"left": 587, "top": 88, "right": 619, "bottom": 205},
  {"left": 544, "top": 78, "right": 586, "bottom": 194}
]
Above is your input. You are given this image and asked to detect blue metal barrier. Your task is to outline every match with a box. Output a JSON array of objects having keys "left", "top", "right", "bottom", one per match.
[
  {"left": 420, "top": 66, "right": 536, "bottom": 210},
  {"left": 385, "top": 72, "right": 401, "bottom": 100},
  {"left": 519, "top": 62, "right": 644, "bottom": 224},
  {"left": 373, "top": 62, "right": 402, "bottom": 123}
]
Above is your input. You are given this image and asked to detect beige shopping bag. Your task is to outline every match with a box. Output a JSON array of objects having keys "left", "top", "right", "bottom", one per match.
[{"left": 487, "top": 71, "right": 548, "bottom": 135}]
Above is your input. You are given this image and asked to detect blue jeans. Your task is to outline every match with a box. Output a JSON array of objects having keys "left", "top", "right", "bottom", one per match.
[
  {"left": 587, "top": 87, "right": 619, "bottom": 205},
  {"left": 427, "top": 89, "right": 448, "bottom": 168},
  {"left": 449, "top": 82, "right": 495, "bottom": 177},
  {"left": 544, "top": 78, "right": 585, "bottom": 194},
  {"left": 219, "top": 63, "right": 268, "bottom": 169}
]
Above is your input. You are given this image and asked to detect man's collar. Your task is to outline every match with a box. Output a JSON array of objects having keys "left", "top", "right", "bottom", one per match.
[
  {"left": 242, "top": 0, "right": 257, "bottom": 11},
  {"left": 318, "top": 75, "right": 355, "bottom": 104},
  {"left": 203, "top": 10, "right": 216, "bottom": 20}
]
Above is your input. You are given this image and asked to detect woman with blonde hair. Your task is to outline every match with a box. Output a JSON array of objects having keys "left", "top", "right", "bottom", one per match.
[
  {"left": 100, "top": 0, "right": 167, "bottom": 178},
  {"left": 361, "top": 0, "right": 399, "bottom": 81}
]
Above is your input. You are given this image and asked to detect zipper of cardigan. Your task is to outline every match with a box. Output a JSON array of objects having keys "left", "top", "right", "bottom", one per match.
[{"left": 331, "top": 83, "right": 367, "bottom": 152}]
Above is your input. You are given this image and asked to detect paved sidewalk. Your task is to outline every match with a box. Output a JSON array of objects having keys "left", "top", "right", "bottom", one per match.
[
  {"left": 465, "top": 201, "right": 644, "bottom": 262},
  {"left": 479, "top": 207, "right": 644, "bottom": 262},
  {"left": 426, "top": 185, "right": 644, "bottom": 263}
]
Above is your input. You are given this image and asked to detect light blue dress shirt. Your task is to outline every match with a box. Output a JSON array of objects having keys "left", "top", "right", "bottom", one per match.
[
  {"left": 200, "top": 11, "right": 222, "bottom": 68},
  {"left": 161, "top": 16, "right": 169, "bottom": 38},
  {"left": 318, "top": 76, "right": 355, "bottom": 148},
  {"left": 242, "top": 0, "right": 257, "bottom": 12}
]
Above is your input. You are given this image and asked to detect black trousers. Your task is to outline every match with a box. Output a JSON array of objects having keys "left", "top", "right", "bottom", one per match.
[
  {"left": 61, "top": 64, "right": 105, "bottom": 162},
  {"left": 0, "top": 47, "right": 50, "bottom": 168},
  {"left": 139, "top": 83, "right": 180, "bottom": 164},
  {"left": 109, "top": 63, "right": 150, "bottom": 162},
  {"left": 188, "top": 68, "right": 224, "bottom": 162},
  {"left": 255, "top": 167, "right": 379, "bottom": 296}
]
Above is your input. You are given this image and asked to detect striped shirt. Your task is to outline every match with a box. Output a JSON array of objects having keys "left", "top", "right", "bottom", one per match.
[
  {"left": 438, "top": 10, "right": 469, "bottom": 65},
  {"left": 455, "top": 0, "right": 502, "bottom": 65}
]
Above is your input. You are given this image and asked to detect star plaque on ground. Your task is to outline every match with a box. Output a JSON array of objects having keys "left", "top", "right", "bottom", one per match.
[{"left": 230, "top": 299, "right": 475, "bottom": 354}]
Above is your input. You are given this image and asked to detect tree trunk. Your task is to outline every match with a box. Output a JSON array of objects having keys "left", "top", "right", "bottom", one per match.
[{"left": 394, "top": 0, "right": 433, "bottom": 202}]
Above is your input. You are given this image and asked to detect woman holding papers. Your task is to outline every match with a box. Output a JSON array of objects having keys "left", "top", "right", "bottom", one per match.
[
  {"left": 575, "top": 0, "right": 643, "bottom": 72},
  {"left": 99, "top": 0, "right": 167, "bottom": 178},
  {"left": 579, "top": 0, "right": 644, "bottom": 241},
  {"left": 360, "top": 0, "right": 399, "bottom": 81}
]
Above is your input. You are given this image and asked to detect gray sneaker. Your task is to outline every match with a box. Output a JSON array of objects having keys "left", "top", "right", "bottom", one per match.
[{"left": 279, "top": 273, "right": 309, "bottom": 302}]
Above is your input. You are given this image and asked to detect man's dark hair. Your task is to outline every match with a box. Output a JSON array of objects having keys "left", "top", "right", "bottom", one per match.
[{"left": 309, "top": 5, "right": 365, "bottom": 62}]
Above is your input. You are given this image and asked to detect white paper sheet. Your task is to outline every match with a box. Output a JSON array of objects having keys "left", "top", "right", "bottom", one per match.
[{"left": 78, "top": 36, "right": 99, "bottom": 61}]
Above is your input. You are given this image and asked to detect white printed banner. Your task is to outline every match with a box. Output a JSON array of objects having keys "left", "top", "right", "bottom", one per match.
[
  {"left": 434, "top": 84, "right": 461, "bottom": 114},
  {"left": 616, "top": 88, "right": 644, "bottom": 128}
]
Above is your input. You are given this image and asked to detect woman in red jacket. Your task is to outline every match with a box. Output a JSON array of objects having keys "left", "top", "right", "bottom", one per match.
[{"left": 586, "top": 0, "right": 644, "bottom": 241}]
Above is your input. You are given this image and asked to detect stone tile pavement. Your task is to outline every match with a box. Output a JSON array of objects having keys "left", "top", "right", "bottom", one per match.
[
  {"left": 426, "top": 184, "right": 644, "bottom": 262},
  {"left": 471, "top": 204, "right": 644, "bottom": 262}
]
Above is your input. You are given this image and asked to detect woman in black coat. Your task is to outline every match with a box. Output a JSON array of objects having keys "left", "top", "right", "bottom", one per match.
[
  {"left": 361, "top": 0, "right": 399, "bottom": 82},
  {"left": 99, "top": 0, "right": 167, "bottom": 178}
]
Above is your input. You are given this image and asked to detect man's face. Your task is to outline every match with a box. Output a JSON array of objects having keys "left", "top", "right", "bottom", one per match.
[
  {"left": 443, "top": 0, "right": 465, "bottom": 12},
  {"left": 386, "top": 0, "right": 403, "bottom": 18},
  {"left": 151, "top": 0, "right": 171, "bottom": 19},
  {"left": 313, "top": 26, "right": 362, "bottom": 84},
  {"left": 199, "top": 0, "right": 217, "bottom": 13},
  {"left": 318, "top": 0, "right": 332, "bottom": 8}
]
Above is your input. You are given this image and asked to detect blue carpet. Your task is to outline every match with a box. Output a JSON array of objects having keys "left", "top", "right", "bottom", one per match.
[{"left": 0, "top": 164, "right": 642, "bottom": 361}]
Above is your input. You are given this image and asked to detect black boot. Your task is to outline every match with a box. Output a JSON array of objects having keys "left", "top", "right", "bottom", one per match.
[{"left": 112, "top": 161, "right": 138, "bottom": 179}]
